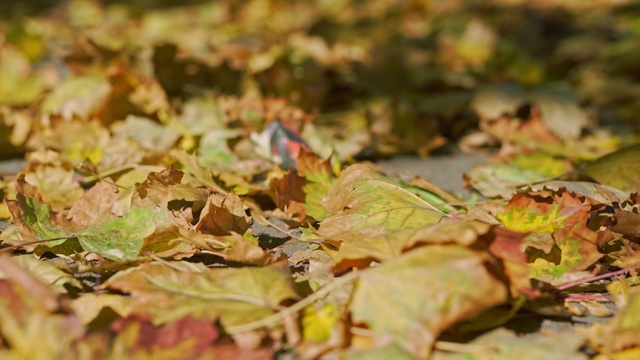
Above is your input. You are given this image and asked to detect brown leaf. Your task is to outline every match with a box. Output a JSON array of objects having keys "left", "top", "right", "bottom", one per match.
[
  {"left": 102, "top": 261, "right": 299, "bottom": 327},
  {"left": 196, "top": 191, "right": 251, "bottom": 236},
  {"left": 111, "top": 315, "right": 218, "bottom": 358},
  {"left": 67, "top": 181, "right": 119, "bottom": 227},
  {"left": 272, "top": 170, "right": 306, "bottom": 210}
]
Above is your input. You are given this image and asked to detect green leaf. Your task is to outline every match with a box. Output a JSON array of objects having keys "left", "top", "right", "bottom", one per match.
[
  {"left": 7, "top": 193, "right": 75, "bottom": 248},
  {"left": 76, "top": 206, "right": 174, "bottom": 262}
]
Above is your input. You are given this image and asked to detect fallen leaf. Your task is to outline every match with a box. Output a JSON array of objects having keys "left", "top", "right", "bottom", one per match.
[
  {"left": 67, "top": 181, "right": 120, "bottom": 227},
  {"left": 195, "top": 191, "right": 251, "bottom": 236},
  {"left": 580, "top": 144, "right": 640, "bottom": 193},
  {"left": 431, "top": 328, "right": 587, "bottom": 360},
  {"left": 103, "top": 261, "right": 299, "bottom": 328},
  {"left": 0, "top": 254, "right": 82, "bottom": 294},
  {"left": 40, "top": 76, "right": 111, "bottom": 119},
  {"left": 350, "top": 245, "right": 507, "bottom": 358},
  {"left": 76, "top": 206, "right": 176, "bottom": 261},
  {"left": 588, "top": 287, "right": 640, "bottom": 354},
  {"left": 110, "top": 315, "right": 218, "bottom": 358},
  {"left": 71, "top": 293, "right": 132, "bottom": 325},
  {"left": 317, "top": 164, "right": 448, "bottom": 241}
]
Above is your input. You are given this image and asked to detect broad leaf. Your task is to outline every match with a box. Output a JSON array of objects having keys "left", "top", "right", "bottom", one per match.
[
  {"left": 318, "top": 164, "right": 448, "bottom": 241},
  {"left": 350, "top": 245, "right": 507, "bottom": 358},
  {"left": 431, "top": 328, "right": 586, "bottom": 360},
  {"left": 103, "top": 261, "right": 299, "bottom": 327},
  {"left": 580, "top": 144, "right": 640, "bottom": 193}
]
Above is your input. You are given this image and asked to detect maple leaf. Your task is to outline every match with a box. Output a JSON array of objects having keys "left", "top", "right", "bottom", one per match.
[
  {"left": 498, "top": 189, "right": 611, "bottom": 283},
  {"left": 317, "top": 164, "right": 449, "bottom": 242},
  {"left": 195, "top": 191, "right": 251, "bottom": 236}
]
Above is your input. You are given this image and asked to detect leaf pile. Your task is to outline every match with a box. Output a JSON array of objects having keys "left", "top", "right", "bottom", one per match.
[{"left": 0, "top": 1, "right": 640, "bottom": 359}]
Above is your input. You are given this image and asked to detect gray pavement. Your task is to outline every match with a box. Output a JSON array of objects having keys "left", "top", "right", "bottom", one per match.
[{"left": 376, "top": 153, "right": 487, "bottom": 198}]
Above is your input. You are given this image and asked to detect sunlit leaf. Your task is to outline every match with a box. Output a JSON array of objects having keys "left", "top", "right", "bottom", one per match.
[
  {"left": 76, "top": 206, "right": 175, "bottom": 261},
  {"left": 317, "top": 164, "right": 448, "bottom": 241},
  {"left": 41, "top": 76, "right": 111, "bottom": 119},
  {"left": 350, "top": 245, "right": 507, "bottom": 358},
  {"left": 103, "top": 261, "right": 299, "bottom": 327},
  {"left": 431, "top": 328, "right": 586, "bottom": 360},
  {"left": 302, "top": 302, "right": 340, "bottom": 343}
]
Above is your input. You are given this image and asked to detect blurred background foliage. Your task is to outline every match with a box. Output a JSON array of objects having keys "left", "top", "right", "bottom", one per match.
[{"left": 0, "top": 0, "right": 639, "bottom": 160}]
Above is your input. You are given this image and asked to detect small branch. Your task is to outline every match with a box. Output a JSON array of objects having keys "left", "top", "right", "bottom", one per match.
[
  {"left": 556, "top": 263, "right": 640, "bottom": 291},
  {"left": 563, "top": 293, "right": 612, "bottom": 301}
]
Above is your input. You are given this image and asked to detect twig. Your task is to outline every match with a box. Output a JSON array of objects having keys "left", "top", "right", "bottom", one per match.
[
  {"left": 556, "top": 263, "right": 640, "bottom": 291},
  {"left": 564, "top": 293, "right": 612, "bottom": 301}
]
